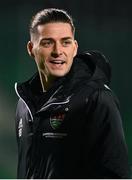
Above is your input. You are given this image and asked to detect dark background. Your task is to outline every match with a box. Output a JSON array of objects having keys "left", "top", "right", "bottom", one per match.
[{"left": 0, "top": 0, "right": 132, "bottom": 178}]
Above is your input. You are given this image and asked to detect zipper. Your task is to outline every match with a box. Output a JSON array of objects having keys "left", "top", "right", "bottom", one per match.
[
  {"left": 15, "top": 82, "right": 33, "bottom": 121},
  {"left": 37, "top": 85, "right": 73, "bottom": 113},
  {"left": 38, "top": 99, "right": 70, "bottom": 112}
]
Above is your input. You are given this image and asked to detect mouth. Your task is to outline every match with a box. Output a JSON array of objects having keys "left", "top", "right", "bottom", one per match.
[{"left": 49, "top": 59, "right": 65, "bottom": 65}]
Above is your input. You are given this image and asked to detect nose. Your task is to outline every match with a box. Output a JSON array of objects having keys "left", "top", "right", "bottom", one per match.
[{"left": 51, "top": 42, "right": 63, "bottom": 58}]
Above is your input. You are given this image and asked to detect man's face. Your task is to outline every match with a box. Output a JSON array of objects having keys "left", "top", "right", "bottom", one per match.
[{"left": 27, "top": 22, "right": 78, "bottom": 78}]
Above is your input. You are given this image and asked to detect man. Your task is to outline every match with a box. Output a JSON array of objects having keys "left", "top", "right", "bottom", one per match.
[{"left": 15, "top": 8, "right": 130, "bottom": 178}]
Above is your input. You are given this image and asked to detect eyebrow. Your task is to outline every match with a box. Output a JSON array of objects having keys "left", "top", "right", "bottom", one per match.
[
  {"left": 40, "top": 37, "right": 73, "bottom": 41},
  {"left": 61, "top": 37, "right": 73, "bottom": 40}
]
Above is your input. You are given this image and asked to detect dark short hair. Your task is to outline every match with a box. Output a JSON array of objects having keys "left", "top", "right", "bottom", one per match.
[{"left": 29, "top": 8, "right": 75, "bottom": 38}]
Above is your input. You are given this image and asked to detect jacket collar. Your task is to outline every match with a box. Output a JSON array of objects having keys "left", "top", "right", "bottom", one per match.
[{"left": 15, "top": 51, "right": 110, "bottom": 116}]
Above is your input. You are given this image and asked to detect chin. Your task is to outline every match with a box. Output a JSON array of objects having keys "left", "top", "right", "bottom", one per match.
[{"left": 51, "top": 71, "right": 69, "bottom": 78}]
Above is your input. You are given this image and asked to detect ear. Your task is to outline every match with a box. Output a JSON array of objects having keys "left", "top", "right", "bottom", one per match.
[
  {"left": 73, "top": 40, "right": 78, "bottom": 57},
  {"left": 27, "top": 41, "right": 34, "bottom": 58}
]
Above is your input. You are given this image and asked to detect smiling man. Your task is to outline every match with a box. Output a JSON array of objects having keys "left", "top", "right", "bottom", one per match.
[
  {"left": 27, "top": 21, "right": 78, "bottom": 91},
  {"left": 15, "top": 8, "right": 130, "bottom": 179}
]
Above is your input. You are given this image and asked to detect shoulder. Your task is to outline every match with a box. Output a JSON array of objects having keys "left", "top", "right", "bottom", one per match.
[
  {"left": 85, "top": 84, "right": 121, "bottom": 121},
  {"left": 16, "top": 98, "right": 27, "bottom": 110},
  {"left": 16, "top": 98, "right": 28, "bottom": 118},
  {"left": 89, "top": 84, "right": 119, "bottom": 108},
  {"left": 85, "top": 85, "right": 124, "bottom": 136}
]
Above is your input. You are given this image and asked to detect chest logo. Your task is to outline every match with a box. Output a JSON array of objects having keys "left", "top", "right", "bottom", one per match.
[{"left": 50, "top": 113, "right": 65, "bottom": 129}]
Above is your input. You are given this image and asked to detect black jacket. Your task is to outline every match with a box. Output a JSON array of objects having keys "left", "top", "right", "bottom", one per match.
[{"left": 15, "top": 51, "right": 130, "bottom": 179}]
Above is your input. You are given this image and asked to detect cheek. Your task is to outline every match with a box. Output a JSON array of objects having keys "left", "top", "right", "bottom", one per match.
[
  {"left": 73, "top": 46, "right": 77, "bottom": 57},
  {"left": 34, "top": 48, "right": 45, "bottom": 61},
  {"left": 33, "top": 52, "right": 44, "bottom": 68},
  {"left": 39, "top": 49, "right": 51, "bottom": 61},
  {"left": 69, "top": 45, "right": 77, "bottom": 57},
  {"left": 68, "top": 49, "right": 76, "bottom": 60}
]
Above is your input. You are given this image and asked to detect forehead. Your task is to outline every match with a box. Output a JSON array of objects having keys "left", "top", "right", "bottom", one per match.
[{"left": 37, "top": 22, "right": 74, "bottom": 38}]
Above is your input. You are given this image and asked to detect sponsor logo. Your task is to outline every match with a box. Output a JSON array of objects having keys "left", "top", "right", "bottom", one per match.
[
  {"left": 18, "top": 118, "right": 23, "bottom": 137},
  {"left": 50, "top": 113, "right": 65, "bottom": 129},
  {"left": 42, "top": 132, "right": 67, "bottom": 139}
]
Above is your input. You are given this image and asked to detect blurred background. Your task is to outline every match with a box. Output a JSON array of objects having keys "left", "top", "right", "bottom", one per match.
[{"left": 0, "top": 0, "right": 132, "bottom": 178}]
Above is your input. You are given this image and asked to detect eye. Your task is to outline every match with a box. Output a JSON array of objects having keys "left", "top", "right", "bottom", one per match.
[
  {"left": 62, "top": 40, "right": 72, "bottom": 47},
  {"left": 40, "top": 40, "right": 53, "bottom": 48}
]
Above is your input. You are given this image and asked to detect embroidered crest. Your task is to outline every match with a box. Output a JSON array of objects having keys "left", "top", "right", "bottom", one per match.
[{"left": 50, "top": 113, "right": 65, "bottom": 129}]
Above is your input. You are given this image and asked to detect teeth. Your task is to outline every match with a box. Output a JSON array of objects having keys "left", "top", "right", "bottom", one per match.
[{"left": 50, "top": 60, "right": 65, "bottom": 64}]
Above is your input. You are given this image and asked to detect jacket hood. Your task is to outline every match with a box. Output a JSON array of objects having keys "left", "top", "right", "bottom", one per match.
[
  {"left": 76, "top": 50, "right": 111, "bottom": 86},
  {"left": 15, "top": 50, "right": 111, "bottom": 102},
  {"left": 15, "top": 50, "right": 112, "bottom": 114}
]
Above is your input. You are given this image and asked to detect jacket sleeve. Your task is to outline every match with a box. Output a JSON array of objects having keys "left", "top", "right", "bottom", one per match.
[
  {"left": 84, "top": 88, "right": 130, "bottom": 178},
  {"left": 15, "top": 98, "right": 32, "bottom": 178},
  {"left": 15, "top": 99, "right": 21, "bottom": 144}
]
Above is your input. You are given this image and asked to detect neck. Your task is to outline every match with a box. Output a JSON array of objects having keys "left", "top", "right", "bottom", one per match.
[{"left": 39, "top": 71, "right": 57, "bottom": 92}]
